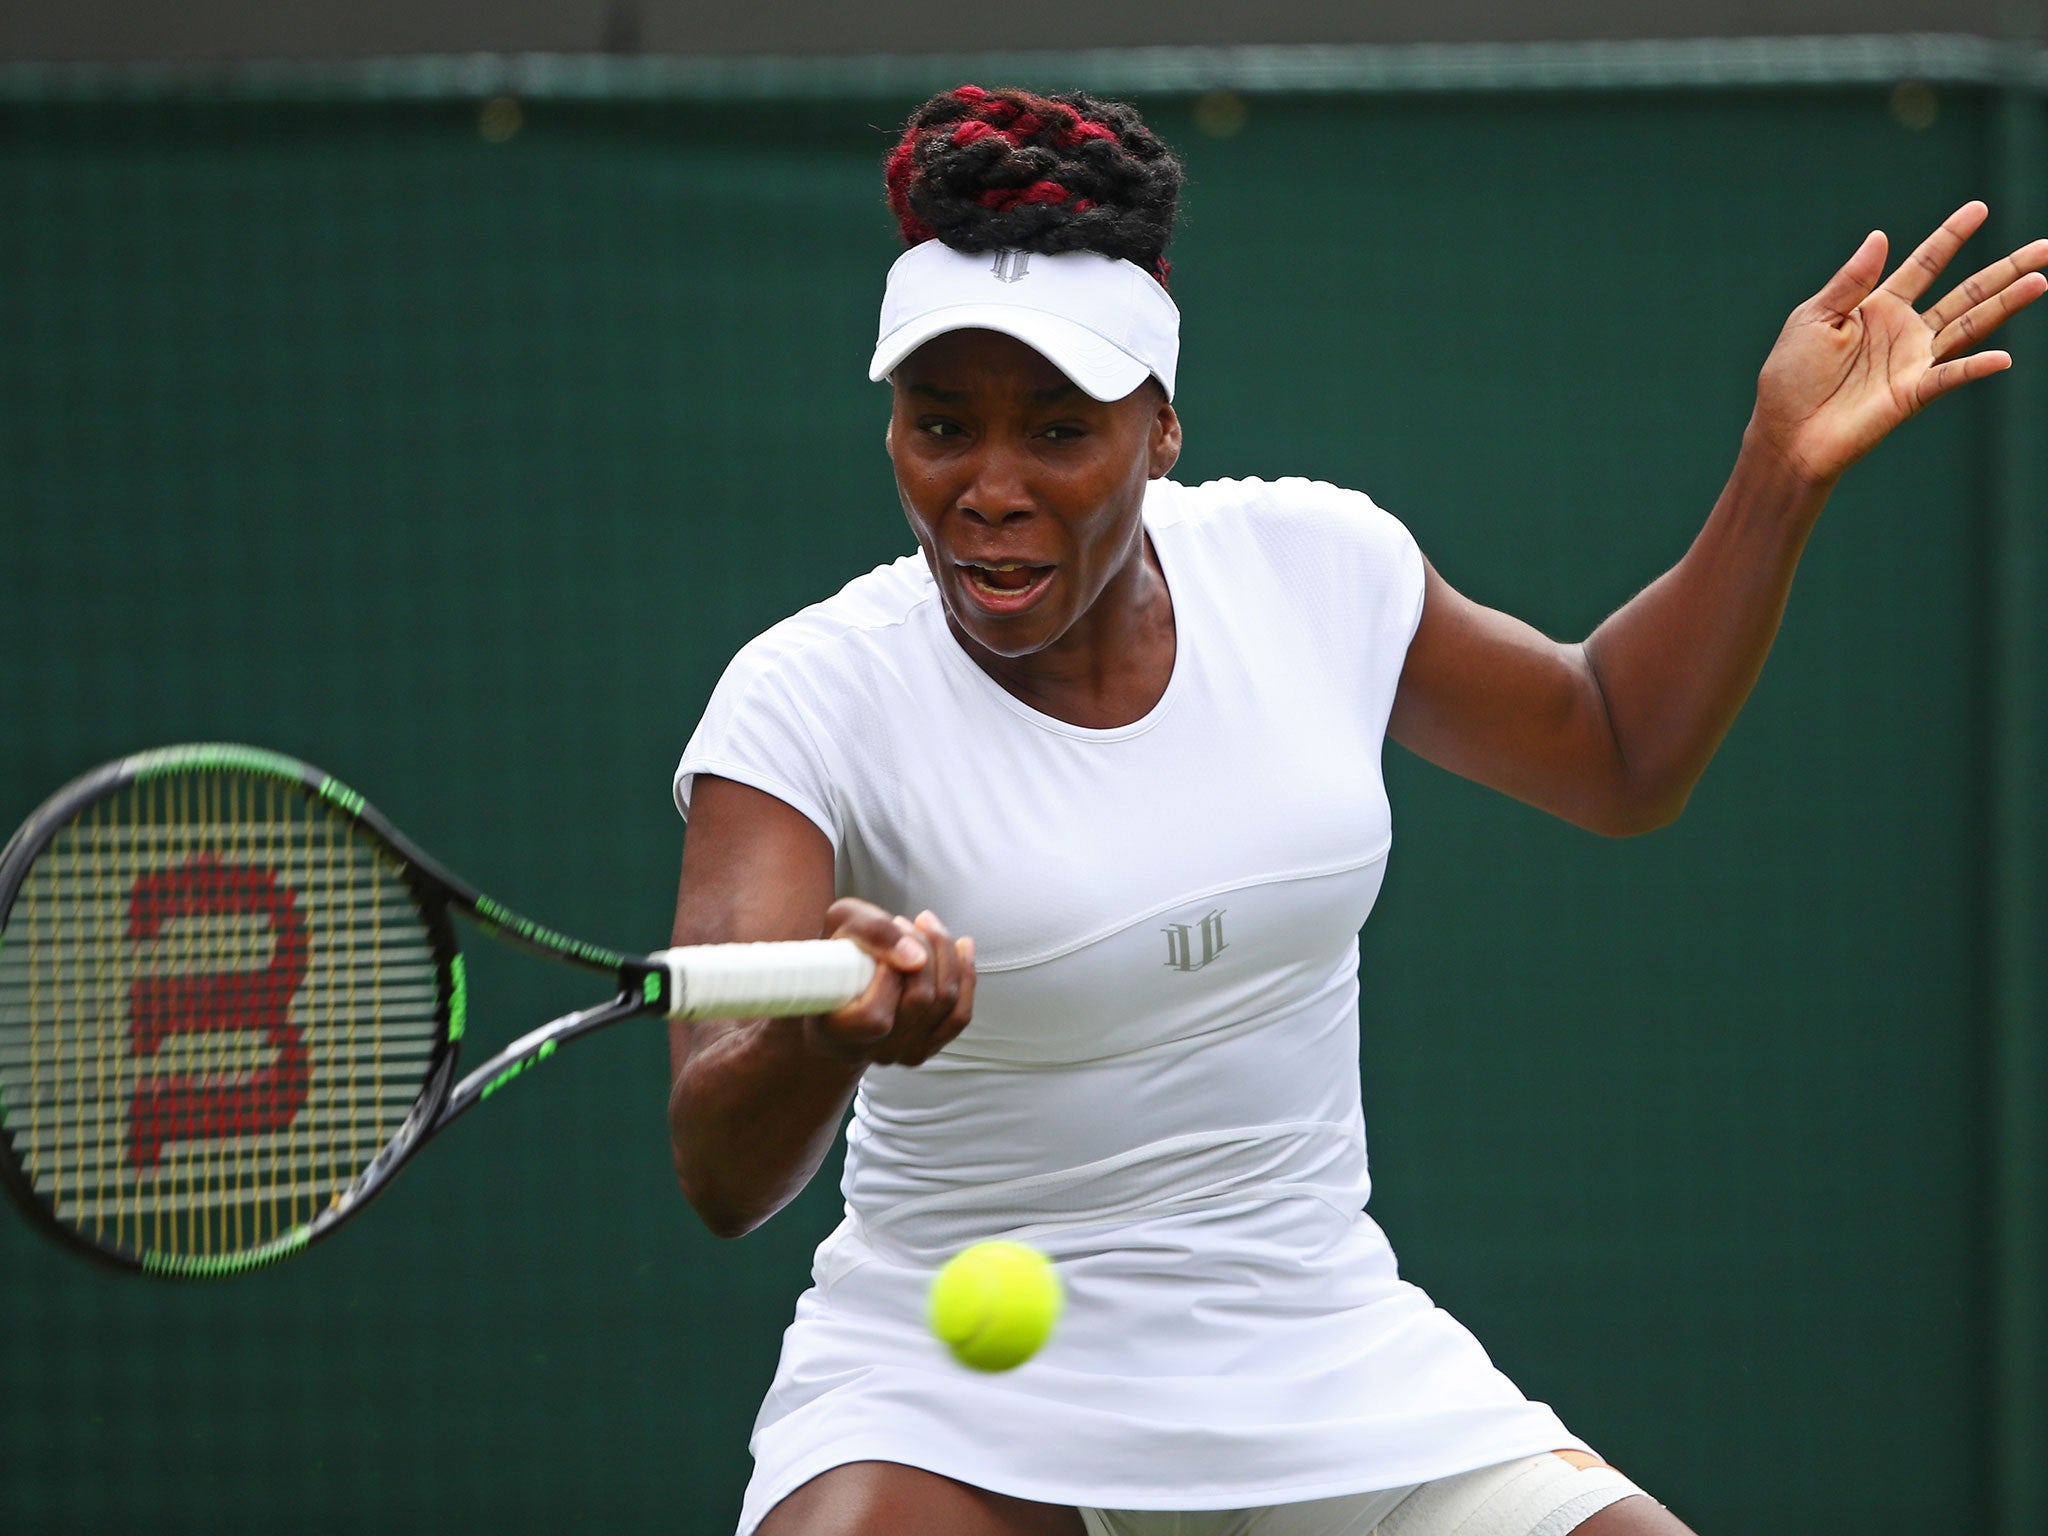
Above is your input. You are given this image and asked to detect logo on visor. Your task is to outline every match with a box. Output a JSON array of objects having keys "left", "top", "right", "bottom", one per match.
[{"left": 990, "top": 250, "right": 1032, "bottom": 283}]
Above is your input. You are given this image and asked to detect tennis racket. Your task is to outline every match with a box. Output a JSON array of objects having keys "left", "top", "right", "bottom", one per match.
[{"left": 0, "top": 743, "right": 878, "bottom": 1279}]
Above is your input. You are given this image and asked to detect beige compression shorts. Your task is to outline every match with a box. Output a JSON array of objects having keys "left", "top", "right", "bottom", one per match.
[{"left": 1080, "top": 1451, "right": 1651, "bottom": 1536}]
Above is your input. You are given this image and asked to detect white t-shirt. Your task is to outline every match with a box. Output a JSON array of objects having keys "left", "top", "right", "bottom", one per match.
[{"left": 676, "top": 476, "right": 1586, "bottom": 1531}]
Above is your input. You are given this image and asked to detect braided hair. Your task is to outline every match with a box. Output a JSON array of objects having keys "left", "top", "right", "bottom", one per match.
[{"left": 885, "top": 85, "right": 1184, "bottom": 286}]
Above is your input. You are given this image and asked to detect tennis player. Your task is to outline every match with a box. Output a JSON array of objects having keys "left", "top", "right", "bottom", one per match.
[{"left": 666, "top": 87, "right": 2046, "bottom": 1536}]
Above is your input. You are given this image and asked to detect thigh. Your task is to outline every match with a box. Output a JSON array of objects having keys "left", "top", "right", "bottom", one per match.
[
  {"left": 757, "top": 1460, "right": 1088, "bottom": 1536},
  {"left": 1571, "top": 1496, "right": 1698, "bottom": 1535}
]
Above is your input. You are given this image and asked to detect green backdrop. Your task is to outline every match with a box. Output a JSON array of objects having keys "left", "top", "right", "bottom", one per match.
[{"left": 2, "top": 54, "right": 2042, "bottom": 1536}]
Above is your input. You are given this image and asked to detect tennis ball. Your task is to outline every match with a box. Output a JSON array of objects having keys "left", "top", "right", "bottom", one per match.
[{"left": 927, "top": 1240, "right": 1063, "bottom": 1372}]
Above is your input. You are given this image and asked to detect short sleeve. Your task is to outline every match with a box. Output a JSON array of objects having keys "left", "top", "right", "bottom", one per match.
[
  {"left": 1214, "top": 476, "right": 1427, "bottom": 711},
  {"left": 1384, "top": 500, "right": 1427, "bottom": 655},
  {"left": 674, "top": 655, "right": 842, "bottom": 851}
]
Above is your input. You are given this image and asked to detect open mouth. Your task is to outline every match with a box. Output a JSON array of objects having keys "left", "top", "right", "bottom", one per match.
[{"left": 958, "top": 560, "right": 1056, "bottom": 614}]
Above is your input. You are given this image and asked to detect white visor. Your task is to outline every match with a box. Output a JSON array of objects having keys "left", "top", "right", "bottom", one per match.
[{"left": 869, "top": 241, "right": 1180, "bottom": 402}]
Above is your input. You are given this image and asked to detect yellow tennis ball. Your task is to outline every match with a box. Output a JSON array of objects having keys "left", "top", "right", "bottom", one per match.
[{"left": 927, "top": 1240, "right": 1063, "bottom": 1372}]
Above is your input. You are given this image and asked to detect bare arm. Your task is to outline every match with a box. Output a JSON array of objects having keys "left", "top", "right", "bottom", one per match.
[
  {"left": 666, "top": 774, "right": 975, "bottom": 1237},
  {"left": 1390, "top": 431, "right": 1826, "bottom": 835},
  {"left": 1391, "top": 203, "right": 2047, "bottom": 834}
]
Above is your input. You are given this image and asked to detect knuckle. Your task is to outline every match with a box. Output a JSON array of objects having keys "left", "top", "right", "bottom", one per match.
[{"left": 842, "top": 1007, "right": 892, "bottom": 1041}]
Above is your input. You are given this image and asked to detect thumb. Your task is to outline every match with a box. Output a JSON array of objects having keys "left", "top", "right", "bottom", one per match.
[
  {"left": 1808, "top": 229, "right": 1887, "bottom": 321},
  {"left": 823, "top": 897, "right": 931, "bottom": 971}
]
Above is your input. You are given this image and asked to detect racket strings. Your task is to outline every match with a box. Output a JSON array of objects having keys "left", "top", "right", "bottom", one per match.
[{"left": 0, "top": 771, "right": 444, "bottom": 1263}]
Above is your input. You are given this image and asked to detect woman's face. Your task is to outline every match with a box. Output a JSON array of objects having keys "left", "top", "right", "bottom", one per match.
[{"left": 887, "top": 328, "right": 1181, "bottom": 662}]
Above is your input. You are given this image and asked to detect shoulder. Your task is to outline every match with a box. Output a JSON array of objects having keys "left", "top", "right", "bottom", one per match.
[
  {"left": 1148, "top": 475, "right": 1422, "bottom": 609},
  {"left": 714, "top": 553, "right": 940, "bottom": 704},
  {"left": 677, "top": 554, "right": 940, "bottom": 829},
  {"left": 1151, "top": 474, "right": 1413, "bottom": 553}
]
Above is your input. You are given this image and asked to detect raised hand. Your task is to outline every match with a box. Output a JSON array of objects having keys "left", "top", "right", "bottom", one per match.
[{"left": 1749, "top": 201, "right": 2048, "bottom": 485}]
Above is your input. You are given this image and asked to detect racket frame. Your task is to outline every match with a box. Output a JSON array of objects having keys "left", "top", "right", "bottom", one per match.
[{"left": 0, "top": 744, "right": 673, "bottom": 1279}]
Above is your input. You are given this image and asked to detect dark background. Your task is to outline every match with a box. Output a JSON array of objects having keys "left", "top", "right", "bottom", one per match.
[{"left": 1, "top": 19, "right": 2044, "bottom": 1536}]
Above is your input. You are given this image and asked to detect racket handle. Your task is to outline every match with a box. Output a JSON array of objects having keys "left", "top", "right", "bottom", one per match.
[{"left": 657, "top": 939, "right": 877, "bottom": 1021}]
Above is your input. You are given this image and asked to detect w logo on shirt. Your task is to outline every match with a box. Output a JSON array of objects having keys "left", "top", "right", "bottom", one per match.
[
  {"left": 990, "top": 250, "right": 1032, "bottom": 283},
  {"left": 1163, "top": 910, "right": 1226, "bottom": 972}
]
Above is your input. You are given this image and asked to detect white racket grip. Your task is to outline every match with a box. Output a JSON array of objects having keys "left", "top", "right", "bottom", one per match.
[{"left": 658, "top": 939, "right": 877, "bottom": 1021}]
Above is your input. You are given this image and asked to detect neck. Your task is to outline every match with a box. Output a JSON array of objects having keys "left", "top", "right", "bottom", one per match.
[{"left": 949, "top": 528, "right": 1177, "bottom": 730}]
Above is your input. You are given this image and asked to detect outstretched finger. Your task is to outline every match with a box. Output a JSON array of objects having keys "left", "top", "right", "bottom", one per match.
[
  {"left": 1924, "top": 237, "right": 2048, "bottom": 334},
  {"left": 1878, "top": 200, "right": 1989, "bottom": 306},
  {"left": 1931, "top": 269, "right": 2048, "bottom": 362},
  {"left": 1809, "top": 229, "right": 1889, "bottom": 321},
  {"left": 1916, "top": 348, "right": 2013, "bottom": 409}
]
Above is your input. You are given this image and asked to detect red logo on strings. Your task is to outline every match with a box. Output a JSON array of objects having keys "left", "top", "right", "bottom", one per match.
[{"left": 126, "top": 856, "right": 310, "bottom": 1170}]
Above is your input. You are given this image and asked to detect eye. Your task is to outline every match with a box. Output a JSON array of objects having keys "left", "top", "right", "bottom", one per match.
[
  {"left": 917, "top": 418, "right": 965, "bottom": 439},
  {"left": 1041, "top": 423, "right": 1090, "bottom": 442}
]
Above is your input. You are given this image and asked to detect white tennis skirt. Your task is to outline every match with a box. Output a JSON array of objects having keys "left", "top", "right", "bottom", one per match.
[{"left": 736, "top": 1193, "right": 1591, "bottom": 1534}]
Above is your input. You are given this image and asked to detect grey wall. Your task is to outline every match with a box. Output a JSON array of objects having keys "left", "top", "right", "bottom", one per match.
[{"left": 0, "top": 0, "right": 2031, "bottom": 63}]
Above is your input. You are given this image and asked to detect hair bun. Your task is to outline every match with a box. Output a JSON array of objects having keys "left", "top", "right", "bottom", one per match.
[{"left": 885, "top": 86, "right": 1183, "bottom": 285}]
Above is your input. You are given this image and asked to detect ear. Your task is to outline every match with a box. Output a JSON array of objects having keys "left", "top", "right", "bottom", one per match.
[{"left": 1148, "top": 398, "right": 1182, "bottom": 479}]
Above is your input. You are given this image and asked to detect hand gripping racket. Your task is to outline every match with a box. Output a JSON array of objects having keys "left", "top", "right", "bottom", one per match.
[{"left": 0, "top": 744, "right": 877, "bottom": 1279}]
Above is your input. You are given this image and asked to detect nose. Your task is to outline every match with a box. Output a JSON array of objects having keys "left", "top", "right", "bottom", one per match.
[{"left": 958, "top": 444, "right": 1033, "bottom": 525}]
